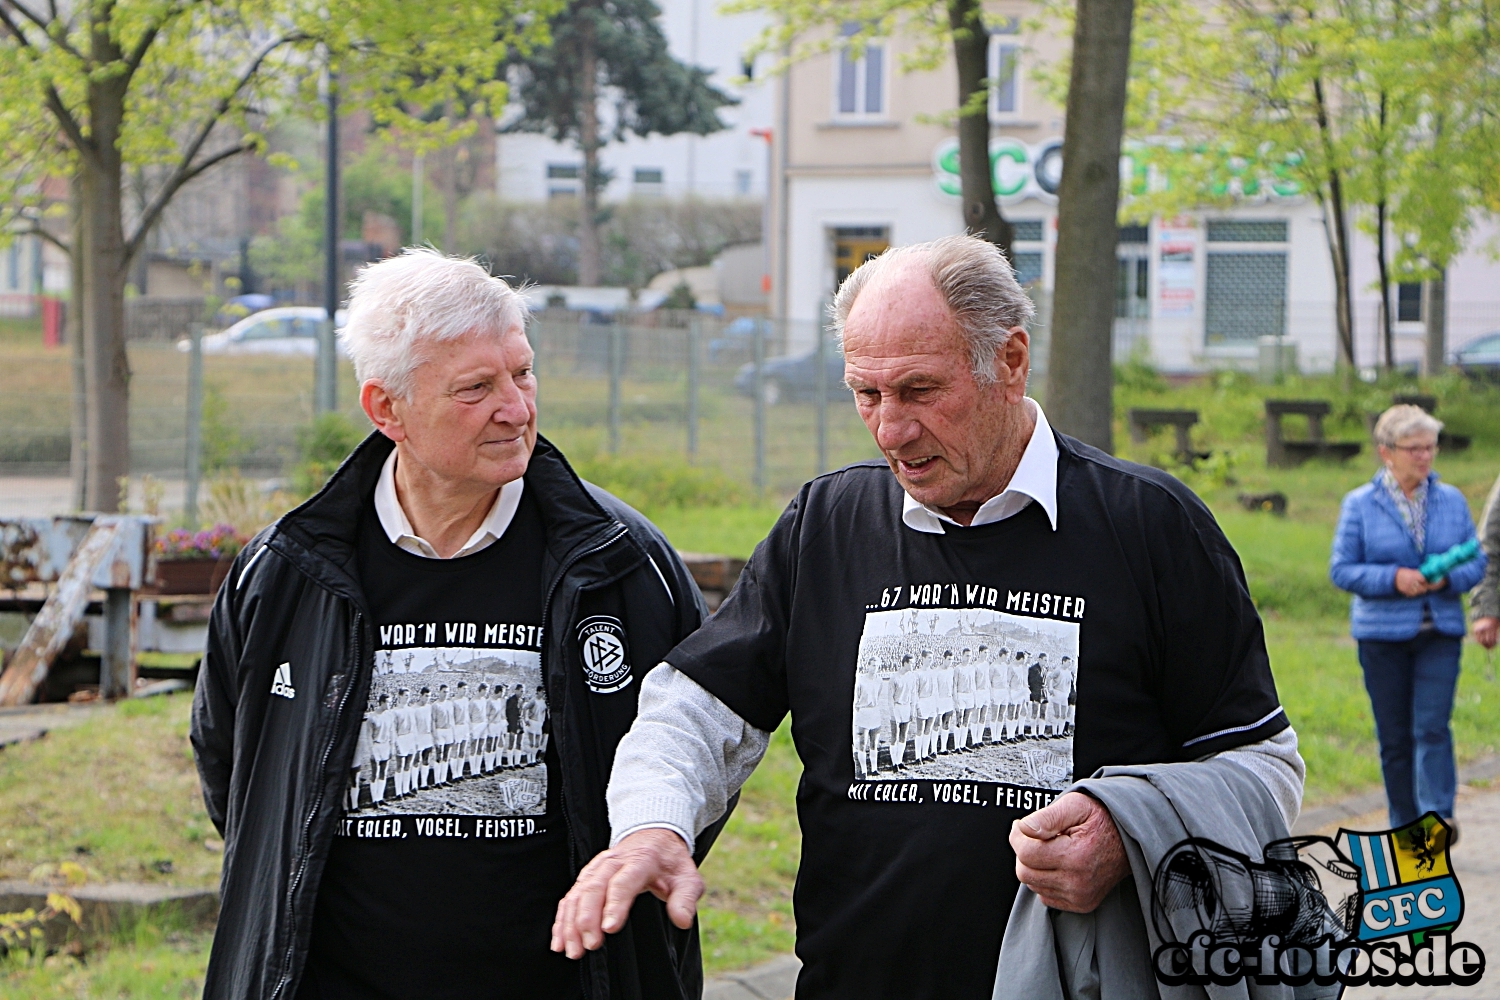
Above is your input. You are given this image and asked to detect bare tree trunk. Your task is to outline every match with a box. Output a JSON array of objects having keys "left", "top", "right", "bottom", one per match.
[
  {"left": 80, "top": 61, "right": 132, "bottom": 511},
  {"left": 1424, "top": 267, "right": 1447, "bottom": 375},
  {"left": 947, "top": 0, "right": 1012, "bottom": 257},
  {"left": 68, "top": 181, "right": 87, "bottom": 511},
  {"left": 1322, "top": 181, "right": 1355, "bottom": 376},
  {"left": 1376, "top": 198, "right": 1394, "bottom": 371},
  {"left": 576, "top": 9, "right": 603, "bottom": 286},
  {"left": 1313, "top": 78, "right": 1356, "bottom": 377},
  {"left": 1045, "top": 0, "right": 1133, "bottom": 453}
]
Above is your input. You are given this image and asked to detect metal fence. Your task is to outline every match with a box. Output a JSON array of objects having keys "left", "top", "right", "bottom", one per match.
[
  {"left": 10, "top": 288, "right": 1498, "bottom": 505},
  {"left": 527, "top": 310, "right": 879, "bottom": 494},
  {"left": 1, "top": 309, "right": 951, "bottom": 501}
]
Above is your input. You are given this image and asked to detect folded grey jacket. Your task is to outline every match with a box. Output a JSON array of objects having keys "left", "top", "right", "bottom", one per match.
[{"left": 994, "top": 758, "right": 1340, "bottom": 1000}]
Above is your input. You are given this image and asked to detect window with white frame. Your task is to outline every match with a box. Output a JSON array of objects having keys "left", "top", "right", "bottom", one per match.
[
  {"left": 989, "top": 18, "right": 1021, "bottom": 119},
  {"left": 835, "top": 23, "right": 885, "bottom": 117}
]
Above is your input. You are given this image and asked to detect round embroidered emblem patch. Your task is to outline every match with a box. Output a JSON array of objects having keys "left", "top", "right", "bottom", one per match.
[{"left": 577, "top": 615, "right": 633, "bottom": 694}]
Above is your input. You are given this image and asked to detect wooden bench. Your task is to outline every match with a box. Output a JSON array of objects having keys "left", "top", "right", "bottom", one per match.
[
  {"left": 1127, "top": 408, "right": 1210, "bottom": 463},
  {"left": 1265, "top": 400, "right": 1363, "bottom": 468}
]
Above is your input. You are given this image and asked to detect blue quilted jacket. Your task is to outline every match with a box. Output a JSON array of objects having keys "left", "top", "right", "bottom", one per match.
[{"left": 1330, "top": 471, "right": 1486, "bottom": 640}]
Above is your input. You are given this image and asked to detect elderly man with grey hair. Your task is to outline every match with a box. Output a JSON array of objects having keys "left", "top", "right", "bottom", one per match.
[
  {"left": 191, "top": 249, "right": 723, "bottom": 1000},
  {"left": 552, "top": 234, "right": 1305, "bottom": 999}
]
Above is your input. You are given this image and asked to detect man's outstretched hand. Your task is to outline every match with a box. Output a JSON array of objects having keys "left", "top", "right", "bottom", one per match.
[
  {"left": 551, "top": 828, "right": 704, "bottom": 959},
  {"left": 1010, "top": 791, "right": 1129, "bottom": 913}
]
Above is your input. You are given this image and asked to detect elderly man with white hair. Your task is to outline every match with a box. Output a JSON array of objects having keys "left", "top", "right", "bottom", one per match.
[
  {"left": 551, "top": 234, "right": 1306, "bottom": 999},
  {"left": 191, "top": 249, "right": 722, "bottom": 1000}
]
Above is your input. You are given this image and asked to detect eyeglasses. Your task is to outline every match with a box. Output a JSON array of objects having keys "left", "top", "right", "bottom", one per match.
[{"left": 1389, "top": 443, "right": 1439, "bottom": 456}]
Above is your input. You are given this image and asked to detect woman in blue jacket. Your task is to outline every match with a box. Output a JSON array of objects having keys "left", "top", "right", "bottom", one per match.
[{"left": 1331, "top": 404, "right": 1486, "bottom": 832}]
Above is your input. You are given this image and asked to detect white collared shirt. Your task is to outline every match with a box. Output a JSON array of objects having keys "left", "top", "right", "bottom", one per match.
[
  {"left": 373, "top": 449, "right": 525, "bottom": 559},
  {"left": 899, "top": 397, "right": 1059, "bottom": 534}
]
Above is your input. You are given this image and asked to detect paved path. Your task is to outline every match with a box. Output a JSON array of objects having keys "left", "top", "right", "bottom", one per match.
[
  {"left": 704, "top": 954, "right": 800, "bottom": 1000},
  {"left": 1321, "top": 781, "right": 1500, "bottom": 1000},
  {"left": 0, "top": 477, "right": 80, "bottom": 517}
]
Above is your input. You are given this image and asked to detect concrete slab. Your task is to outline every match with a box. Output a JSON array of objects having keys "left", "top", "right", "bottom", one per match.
[{"left": 0, "top": 879, "right": 218, "bottom": 946}]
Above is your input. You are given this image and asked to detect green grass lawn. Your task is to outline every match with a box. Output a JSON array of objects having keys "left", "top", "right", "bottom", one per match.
[{"left": 1, "top": 930, "right": 213, "bottom": 998}]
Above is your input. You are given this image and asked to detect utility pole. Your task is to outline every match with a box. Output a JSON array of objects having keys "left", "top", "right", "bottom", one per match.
[{"left": 317, "top": 70, "right": 341, "bottom": 415}]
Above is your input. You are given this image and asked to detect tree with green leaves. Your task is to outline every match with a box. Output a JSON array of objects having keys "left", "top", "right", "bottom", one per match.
[
  {"left": 0, "top": 0, "right": 554, "bottom": 509},
  {"left": 714, "top": 1, "right": 1140, "bottom": 449},
  {"left": 503, "top": 0, "right": 736, "bottom": 287},
  {"left": 725, "top": 0, "right": 1016, "bottom": 258},
  {"left": 250, "top": 146, "right": 447, "bottom": 290},
  {"left": 1122, "top": 0, "right": 1500, "bottom": 376},
  {"left": 1379, "top": 3, "right": 1500, "bottom": 373}
]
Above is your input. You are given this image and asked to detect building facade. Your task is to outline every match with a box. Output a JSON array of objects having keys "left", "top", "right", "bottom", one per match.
[
  {"left": 494, "top": 0, "right": 775, "bottom": 203},
  {"left": 767, "top": 3, "right": 1500, "bottom": 371}
]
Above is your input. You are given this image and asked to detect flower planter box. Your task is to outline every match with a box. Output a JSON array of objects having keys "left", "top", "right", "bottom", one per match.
[{"left": 155, "top": 558, "right": 231, "bottom": 596}]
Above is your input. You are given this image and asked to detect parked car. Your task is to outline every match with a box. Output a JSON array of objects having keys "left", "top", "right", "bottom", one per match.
[
  {"left": 734, "top": 343, "right": 848, "bottom": 405},
  {"left": 214, "top": 293, "right": 276, "bottom": 327},
  {"left": 177, "top": 306, "right": 348, "bottom": 356},
  {"left": 1453, "top": 331, "right": 1500, "bottom": 379},
  {"left": 707, "top": 316, "right": 773, "bottom": 362}
]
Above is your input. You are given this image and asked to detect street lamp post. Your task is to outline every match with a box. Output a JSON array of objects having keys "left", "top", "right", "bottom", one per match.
[{"left": 317, "top": 70, "right": 340, "bottom": 415}]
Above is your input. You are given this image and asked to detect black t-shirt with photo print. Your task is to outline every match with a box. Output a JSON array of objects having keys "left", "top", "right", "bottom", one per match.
[
  {"left": 665, "top": 435, "right": 1287, "bottom": 1000},
  {"left": 299, "top": 487, "right": 582, "bottom": 1000}
]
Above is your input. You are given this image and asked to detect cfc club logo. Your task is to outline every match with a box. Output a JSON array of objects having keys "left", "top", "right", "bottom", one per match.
[
  {"left": 1151, "top": 814, "right": 1483, "bottom": 989},
  {"left": 577, "top": 616, "right": 632, "bottom": 694}
]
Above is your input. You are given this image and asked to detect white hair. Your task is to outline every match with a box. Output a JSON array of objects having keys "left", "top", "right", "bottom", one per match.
[
  {"left": 1373, "top": 403, "right": 1443, "bottom": 447},
  {"left": 339, "top": 247, "right": 530, "bottom": 399},
  {"left": 829, "top": 233, "right": 1036, "bottom": 386}
]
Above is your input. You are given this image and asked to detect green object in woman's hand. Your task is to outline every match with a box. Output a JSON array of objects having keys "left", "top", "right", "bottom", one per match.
[{"left": 1420, "top": 537, "right": 1481, "bottom": 582}]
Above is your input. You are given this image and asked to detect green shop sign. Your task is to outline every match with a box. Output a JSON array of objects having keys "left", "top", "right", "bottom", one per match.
[
  {"left": 933, "top": 137, "right": 1063, "bottom": 203},
  {"left": 933, "top": 138, "right": 1302, "bottom": 203}
]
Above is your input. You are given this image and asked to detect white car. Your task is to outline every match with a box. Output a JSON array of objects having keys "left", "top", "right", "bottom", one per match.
[{"left": 177, "top": 306, "right": 348, "bottom": 356}]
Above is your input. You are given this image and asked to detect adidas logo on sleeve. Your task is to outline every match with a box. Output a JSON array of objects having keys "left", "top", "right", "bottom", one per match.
[{"left": 270, "top": 662, "right": 297, "bottom": 700}]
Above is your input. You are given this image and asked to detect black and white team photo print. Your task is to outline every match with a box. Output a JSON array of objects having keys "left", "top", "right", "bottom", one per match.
[
  {"left": 851, "top": 597, "right": 1080, "bottom": 800},
  {"left": 340, "top": 621, "right": 550, "bottom": 840}
]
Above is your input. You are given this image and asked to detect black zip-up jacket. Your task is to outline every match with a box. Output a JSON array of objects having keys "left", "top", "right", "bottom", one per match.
[{"left": 191, "top": 432, "right": 725, "bottom": 1000}]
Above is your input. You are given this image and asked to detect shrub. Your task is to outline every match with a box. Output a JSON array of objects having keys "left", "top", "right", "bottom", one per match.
[
  {"left": 200, "top": 472, "right": 283, "bottom": 538},
  {"left": 201, "top": 384, "right": 254, "bottom": 473},
  {"left": 291, "top": 413, "right": 366, "bottom": 499}
]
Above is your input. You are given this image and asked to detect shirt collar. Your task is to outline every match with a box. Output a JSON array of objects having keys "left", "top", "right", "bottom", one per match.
[
  {"left": 373, "top": 448, "right": 525, "bottom": 559},
  {"left": 900, "top": 398, "right": 1059, "bottom": 535}
]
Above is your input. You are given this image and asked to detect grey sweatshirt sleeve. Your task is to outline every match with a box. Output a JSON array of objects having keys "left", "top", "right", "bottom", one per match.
[
  {"left": 1210, "top": 725, "right": 1305, "bottom": 830},
  {"left": 1474, "top": 474, "right": 1500, "bottom": 621},
  {"left": 607, "top": 663, "right": 771, "bottom": 852}
]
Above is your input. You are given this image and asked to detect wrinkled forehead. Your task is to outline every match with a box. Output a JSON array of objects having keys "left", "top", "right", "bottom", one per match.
[{"left": 841, "top": 261, "right": 963, "bottom": 361}]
